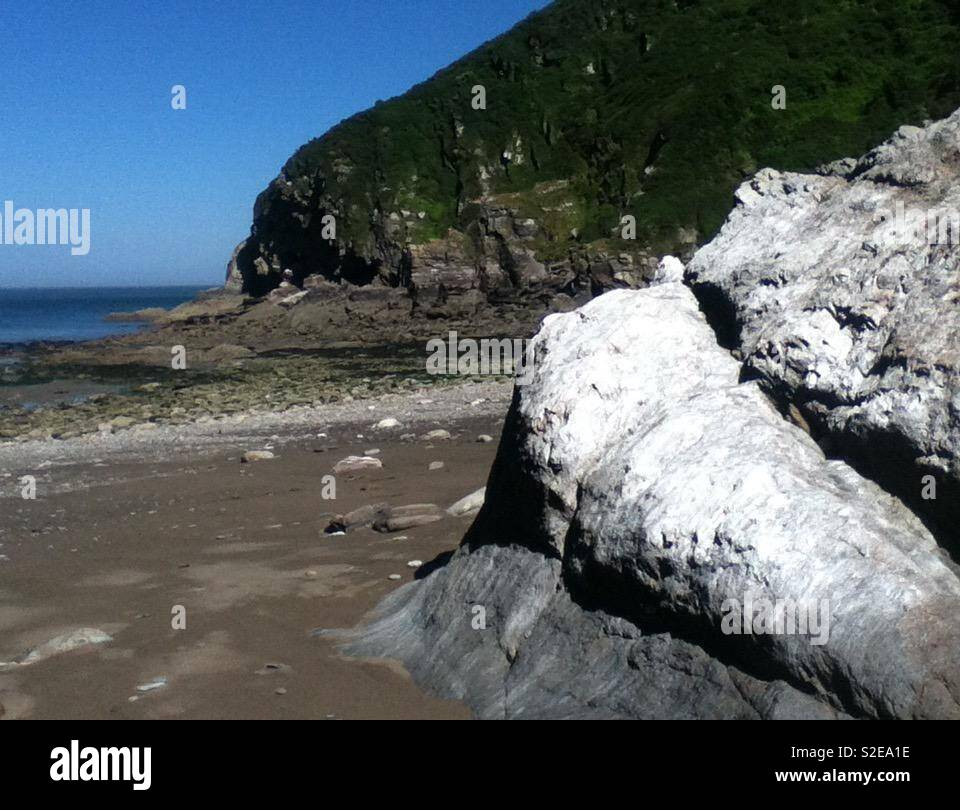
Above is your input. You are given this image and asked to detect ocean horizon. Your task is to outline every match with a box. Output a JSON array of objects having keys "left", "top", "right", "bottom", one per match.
[{"left": 0, "top": 285, "right": 210, "bottom": 344}]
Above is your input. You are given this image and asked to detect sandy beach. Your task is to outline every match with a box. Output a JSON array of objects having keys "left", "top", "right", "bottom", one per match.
[{"left": 0, "top": 380, "right": 511, "bottom": 719}]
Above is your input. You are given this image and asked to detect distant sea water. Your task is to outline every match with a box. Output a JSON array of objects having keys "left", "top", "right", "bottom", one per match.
[{"left": 0, "top": 286, "right": 209, "bottom": 344}]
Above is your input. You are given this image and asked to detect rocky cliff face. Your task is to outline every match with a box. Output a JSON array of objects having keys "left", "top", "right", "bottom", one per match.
[
  {"left": 228, "top": 0, "right": 960, "bottom": 336},
  {"left": 344, "top": 109, "right": 960, "bottom": 719}
]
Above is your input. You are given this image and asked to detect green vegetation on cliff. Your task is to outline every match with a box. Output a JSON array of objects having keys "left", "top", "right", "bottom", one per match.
[{"left": 245, "top": 0, "right": 960, "bottom": 288}]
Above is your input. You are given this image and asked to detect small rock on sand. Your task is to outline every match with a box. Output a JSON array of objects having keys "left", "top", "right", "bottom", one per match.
[
  {"left": 325, "top": 503, "right": 391, "bottom": 533},
  {"left": 136, "top": 677, "right": 168, "bottom": 693},
  {"left": 374, "top": 417, "right": 401, "bottom": 430},
  {"left": 332, "top": 455, "right": 383, "bottom": 474},
  {"left": 447, "top": 487, "right": 486, "bottom": 516},
  {"left": 2, "top": 628, "right": 112, "bottom": 669},
  {"left": 407, "top": 560, "right": 423, "bottom": 569},
  {"left": 421, "top": 429, "right": 451, "bottom": 441},
  {"left": 373, "top": 504, "right": 443, "bottom": 533},
  {"left": 428, "top": 461, "right": 444, "bottom": 471},
  {"left": 379, "top": 514, "right": 442, "bottom": 532},
  {"left": 388, "top": 574, "right": 402, "bottom": 581},
  {"left": 476, "top": 434, "right": 493, "bottom": 443},
  {"left": 241, "top": 450, "right": 275, "bottom": 463}
]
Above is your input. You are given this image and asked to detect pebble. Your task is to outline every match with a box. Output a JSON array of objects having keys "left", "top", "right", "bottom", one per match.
[
  {"left": 476, "top": 434, "right": 493, "bottom": 443},
  {"left": 407, "top": 560, "right": 423, "bottom": 568},
  {"left": 429, "top": 461, "right": 444, "bottom": 470},
  {"left": 256, "top": 662, "right": 291, "bottom": 676},
  {"left": 136, "top": 677, "right": 168, "bottom": 693},
  {"left": 374, "top": 417, "right": 401, "bottom": 429},
  {"left": 388, "top": 574, "right": 402, "bottom": 581}
]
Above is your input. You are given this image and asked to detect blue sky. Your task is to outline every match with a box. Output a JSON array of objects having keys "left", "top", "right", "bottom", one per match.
[{"left": 0, "top": 0, "right": 551, "bottom": 288}]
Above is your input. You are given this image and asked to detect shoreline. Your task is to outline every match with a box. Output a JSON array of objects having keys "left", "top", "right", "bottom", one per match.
[
  {"left": 0, "top": 285, "right": 213, "bottom": 348},
  {"left": 0, "top": 379, "right": 512, "bottom": 489}
]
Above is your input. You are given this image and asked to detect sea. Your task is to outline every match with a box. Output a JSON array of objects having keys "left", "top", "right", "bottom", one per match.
[{"left": 0, "top": 286, "right": 209, "bottom": 344}]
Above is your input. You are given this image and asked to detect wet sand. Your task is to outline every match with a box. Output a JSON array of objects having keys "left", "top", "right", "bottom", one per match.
[{"left": 0, "top": 383, "right": 510, "bottom": 719}]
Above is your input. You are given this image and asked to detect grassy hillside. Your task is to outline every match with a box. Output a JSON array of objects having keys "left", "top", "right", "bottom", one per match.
[{"left": 245, "top": 0, "right": 960, "bottom": 286}]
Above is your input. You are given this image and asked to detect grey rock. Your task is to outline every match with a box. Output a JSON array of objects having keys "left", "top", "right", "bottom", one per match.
[
  {"left": 373, "top": 504, "right": 443, "bottom": 533},
  {"left": 326, "top": 503, "right": 391, "bottom": 533}
]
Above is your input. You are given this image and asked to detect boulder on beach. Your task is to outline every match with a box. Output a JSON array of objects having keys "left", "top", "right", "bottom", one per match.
[{"left": 344, "top": 112, "right": 960, "bottom": 719}]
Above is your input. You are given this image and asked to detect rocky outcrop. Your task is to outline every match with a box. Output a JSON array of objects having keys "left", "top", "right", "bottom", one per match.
[
  {"left": 687, "top": 109, "right": 960, "bottom": 557},
  {"left": 224, "top": 239, "right": 247, "bottom": 292},
  {"left": 235, "top": 179, "right": 656, "bottom": 334},
  {"left": 346, "top": 285, "right": 960, "bottom": 719}
]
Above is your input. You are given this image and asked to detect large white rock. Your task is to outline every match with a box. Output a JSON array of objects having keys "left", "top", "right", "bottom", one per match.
[
  {"left": 687, "top": 108, "right": 960, "bottom": 552},
  {"left": 348, "top": 286, "right": 960, "bottom": 718}
]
